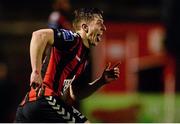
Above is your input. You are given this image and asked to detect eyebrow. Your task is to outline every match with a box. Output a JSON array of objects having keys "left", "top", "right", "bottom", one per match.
[{"left": 97, "top": 19, "right": 104, "bottom": 23}]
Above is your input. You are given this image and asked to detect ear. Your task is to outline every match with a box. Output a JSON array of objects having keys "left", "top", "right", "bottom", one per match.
[{"left": 82, "top": 24, "right": 88, "bottom": 33}]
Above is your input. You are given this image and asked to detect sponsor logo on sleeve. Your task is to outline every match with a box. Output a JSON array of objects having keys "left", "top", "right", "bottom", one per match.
[{"left": 61, "top": 29, "right": 75, "bottom": 41}]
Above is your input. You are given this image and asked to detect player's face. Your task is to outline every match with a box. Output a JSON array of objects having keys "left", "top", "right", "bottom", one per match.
[{"left": 86, "top": 14, "right": 106, "bottom": 46}]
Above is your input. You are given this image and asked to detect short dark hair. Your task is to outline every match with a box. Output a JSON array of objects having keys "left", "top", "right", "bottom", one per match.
[{"left": 72, "top": 8, "right": 103, "bottom": 30}]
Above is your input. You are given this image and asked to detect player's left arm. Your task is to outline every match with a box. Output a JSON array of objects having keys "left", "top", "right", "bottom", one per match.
[{"left": 70, "top": 62, "right": 120, "bottom": 100}]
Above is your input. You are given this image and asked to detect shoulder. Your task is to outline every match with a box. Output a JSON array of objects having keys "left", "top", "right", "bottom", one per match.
[
  {"left": 53, "top": 28, "right": 79, "bottom": 42},
  {"left": 52, "top": 28, "right": 80, "bottom": 50}
]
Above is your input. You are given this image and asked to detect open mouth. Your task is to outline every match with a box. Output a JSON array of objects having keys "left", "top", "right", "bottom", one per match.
[{"left": 97, "top": 34, "right": 103, "bottom": 42}]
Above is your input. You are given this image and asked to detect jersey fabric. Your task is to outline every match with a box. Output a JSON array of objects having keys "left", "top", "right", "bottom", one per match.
[
  {"left": 44, "top": 28, "right": 89, "bottom": 95},
  {"left": 15, "top": 28, "right": 89, "bottom": 123},
  {"left": 25, "top": 28, "right": 89, "bottom": 103}
]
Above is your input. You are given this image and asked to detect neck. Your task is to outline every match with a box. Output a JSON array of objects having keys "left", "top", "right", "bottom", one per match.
[{"left": 76, "top": 30, "right": 90, "bottom": 48}]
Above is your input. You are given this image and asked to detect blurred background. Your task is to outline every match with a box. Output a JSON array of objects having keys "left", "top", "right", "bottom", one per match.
[{"left": 0, "top": 0, "right": 180, "bottom": 122}]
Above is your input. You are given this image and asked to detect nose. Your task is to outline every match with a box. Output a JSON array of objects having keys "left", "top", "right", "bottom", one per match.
[{"left": 101, "top": 24, "right": 106, "bottom": 32}]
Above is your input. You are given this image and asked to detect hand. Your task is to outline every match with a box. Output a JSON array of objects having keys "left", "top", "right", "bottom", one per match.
[
  {"left": 101, "top": 62, "right": 120, "bottom": 83},
  {"left": 30, "top": 70, "right": 43, "bottom": 90}
]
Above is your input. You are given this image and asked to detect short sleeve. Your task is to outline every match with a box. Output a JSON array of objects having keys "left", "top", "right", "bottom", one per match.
[{"left": 52, "top": 28, "right": 78, "bottom": 51}]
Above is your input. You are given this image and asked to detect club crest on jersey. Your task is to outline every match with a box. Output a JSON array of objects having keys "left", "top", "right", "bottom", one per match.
[
  {"left": 62, "top": 75, "right": 76, "bottom": 94},
  {"left": 61, "top": 29, "right": 75, "bottom": 41}
]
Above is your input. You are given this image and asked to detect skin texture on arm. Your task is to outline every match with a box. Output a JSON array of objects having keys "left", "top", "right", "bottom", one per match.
[
  {"left": 30, "top": 29, "right": 54, "bottom": 87},
  {"left": 70, "top": 63, "right": 120, "bottom": 100}
]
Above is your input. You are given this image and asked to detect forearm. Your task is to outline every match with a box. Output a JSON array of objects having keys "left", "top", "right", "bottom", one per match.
[
  {"left": 71, "top": 63, "right": 120, "bottom": 101},
  {"left": 30, "top": 29, "right": 54, "bottom": 87},
  {"left": 72, "top": 77, "right": 106, "bottom": 100}
]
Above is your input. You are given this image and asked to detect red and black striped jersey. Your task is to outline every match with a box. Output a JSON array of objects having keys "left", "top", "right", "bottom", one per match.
[
  {"left": 42, "top": 28, "right": 89, "bottom": 96},
  {"left": 21, "top": 29, "right": 89, "bottom": 104}
]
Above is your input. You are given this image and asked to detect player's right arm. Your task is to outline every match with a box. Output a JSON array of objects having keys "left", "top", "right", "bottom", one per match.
[{"left": 30, "top": 29, "right": 54, "bottom": 87}]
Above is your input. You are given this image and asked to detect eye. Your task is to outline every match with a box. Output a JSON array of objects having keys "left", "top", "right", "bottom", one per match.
[{"left": 97, "top": 21, "right": 103, "bottom": 26}]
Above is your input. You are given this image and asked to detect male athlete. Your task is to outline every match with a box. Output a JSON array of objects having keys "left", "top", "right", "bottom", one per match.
[{"left": 15, "top": 8, "right": 120, "bottom": 123}]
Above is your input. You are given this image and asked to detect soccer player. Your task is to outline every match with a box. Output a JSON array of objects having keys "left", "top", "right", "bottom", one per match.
[{"left": 14, "top": 8, "right": 120, "bottom": 123}]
